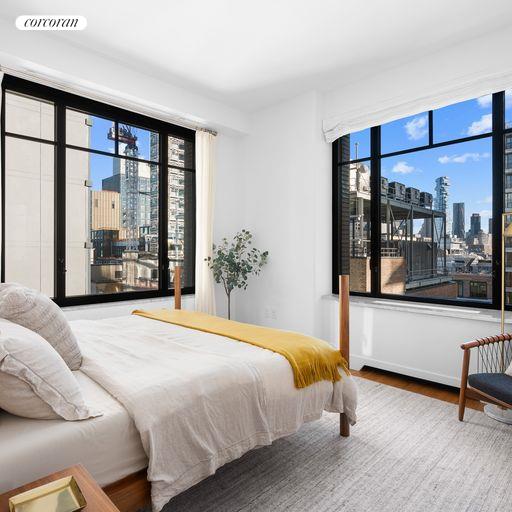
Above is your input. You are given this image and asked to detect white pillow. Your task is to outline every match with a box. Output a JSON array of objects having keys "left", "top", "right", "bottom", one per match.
[
  {"left": 0, "top": 284, "right": 82, "bottom": 370},
  {"left": 0, "top": 320, "right": 101, "bottom": 420}
]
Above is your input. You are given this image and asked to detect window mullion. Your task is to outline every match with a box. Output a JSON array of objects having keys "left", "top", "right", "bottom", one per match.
[
  {"left": 55, "top": 102, "right": 66, "bottom": 304},
  {"left": 0, "top": 86, "right": 5, "bottom": 283},
  {"left": 370, "top": 126, "right": 381, "bottom": 297},
  {"left": 493, "top": 92, "right": 505, "bottom": 310},
  {"left": 428, "top": 111, "right": 434, "bottom": 146}
]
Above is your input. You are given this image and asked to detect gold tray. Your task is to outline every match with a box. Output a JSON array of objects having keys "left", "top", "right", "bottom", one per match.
[{"left": 8, "top": 476, "right": 87, "bottom": 512}]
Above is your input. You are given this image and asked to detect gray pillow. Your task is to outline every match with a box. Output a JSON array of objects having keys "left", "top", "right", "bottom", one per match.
[
  {"left": 0, "top": 284, "right": 82, "bottom": 370},
  {"left": 0, "top": 320, "right": 101, "bottom": 420}
]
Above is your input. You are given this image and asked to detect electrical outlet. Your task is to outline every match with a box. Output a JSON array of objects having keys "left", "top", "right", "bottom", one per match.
[{"left": 271, "top": 309, "right": 277, "bottom": 320}]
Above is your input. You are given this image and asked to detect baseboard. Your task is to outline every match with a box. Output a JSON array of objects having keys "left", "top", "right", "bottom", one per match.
[{"left": 351, "top": 355, "right": 460, "bottom": 388}]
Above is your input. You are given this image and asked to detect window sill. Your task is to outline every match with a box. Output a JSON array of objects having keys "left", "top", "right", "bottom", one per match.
[
  {"left": 62, "top": 293, "right": 193, "bottom": 312},
  {"left": 323, "top": 294, "right": 509, "bottom": 325}
]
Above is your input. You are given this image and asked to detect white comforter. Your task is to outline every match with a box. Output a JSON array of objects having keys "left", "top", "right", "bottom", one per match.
[{"left": 72, "top": 314, "right": 357, "bottom": 512}]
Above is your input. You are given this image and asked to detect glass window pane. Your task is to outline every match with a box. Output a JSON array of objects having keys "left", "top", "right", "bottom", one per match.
[
  {"left": 169, "top": 167, "right": 195, "bottom": 289},
  {"left": 381, "top": 112, "right": 428, "bottom": 154},
  {"left": 4, "top": 137, "right": 54, "bottom": 295},
  {"left": 66, "top": 149, "right": 159, "bottom": 296},
  {"left": 168, "top": 136, "right": 194, "bottom": 168},
  {"left": 506, "top": 90, "right": 512, "bottom": 129},
  {"left": 434, "top": 96, "right": 492, "bottom": 143},
  {"left": 348, "top": 161, "right": 371, "bottom": 292},
  {"left": 66, "top": 109, "right": 114, "bottom": 153},
  {"left": 341, "top": 129, "right": 370, "bottom": 162},
  {"left": 380, "top": 138, "right": 492, "bottom": 302},
  {"left": 5, "top": 91, "right": 54, "bottom": 141},
  {"left": 118, "top": 123, "right": 159, "bottom": 162}
]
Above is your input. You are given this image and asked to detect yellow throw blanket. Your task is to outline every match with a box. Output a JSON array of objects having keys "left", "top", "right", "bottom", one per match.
[{"left": 132, "top": 308, "right": 348, "bottom": 389}]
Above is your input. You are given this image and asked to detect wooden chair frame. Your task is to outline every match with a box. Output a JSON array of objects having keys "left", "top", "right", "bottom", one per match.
[
  {"left": 458, "top": 333, "right": 512, "bottom": 421},
  {"left": 103, "top": 269, "right": 351, "bottom": 511}
]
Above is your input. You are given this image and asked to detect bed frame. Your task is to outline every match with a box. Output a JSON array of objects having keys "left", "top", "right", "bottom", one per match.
[{"left": 102, "top": 269, "right": 351, "bottom": 512}]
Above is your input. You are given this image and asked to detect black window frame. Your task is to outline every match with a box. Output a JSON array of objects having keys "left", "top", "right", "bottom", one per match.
[
  {"left": 333, "top": 91, "right": 508, "bottom": 310},
  {"left": 1, "top": 75, "right": 196, "bottom": 307}
]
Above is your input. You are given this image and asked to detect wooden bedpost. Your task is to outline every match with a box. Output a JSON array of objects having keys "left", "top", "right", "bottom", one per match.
[
  {"left": 174, "top": 265, "right": 182, "bottom": 310},
  {"left": 339, "top": 274, "right": 350, "bottom": 437}
]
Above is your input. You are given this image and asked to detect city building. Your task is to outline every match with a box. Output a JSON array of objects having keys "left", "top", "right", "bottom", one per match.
[
  {"left": 434, "top": 176, "right": 450, "bottom": 246},
  {"left": 91, "top": 191, "right": 120, "bottom": 231},
  {"left": 470, "top": 212, "right": 481, "bottom": 238},
  {"left": 505, "top": 131, "right": 512, "bottom": 303},
  {"left": 452, "top": 202, "right": 465, "bottom": 239}
]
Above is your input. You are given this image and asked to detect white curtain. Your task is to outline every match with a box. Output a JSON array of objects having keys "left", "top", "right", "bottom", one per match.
[
  {"left": 323, "top": 68, "right": 512, "bottom": 142},
  {"left": 195, "top": 130, "right": 216, "bottom": 315}
]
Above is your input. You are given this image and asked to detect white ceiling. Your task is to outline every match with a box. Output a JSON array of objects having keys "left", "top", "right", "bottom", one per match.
[{"left": 1, "top": 0, "right": 512, "bottom": 111}]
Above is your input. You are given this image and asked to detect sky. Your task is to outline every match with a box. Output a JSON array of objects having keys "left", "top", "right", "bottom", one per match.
[{"left": 348, "top": 91, "right": 512, "bottom": 235}]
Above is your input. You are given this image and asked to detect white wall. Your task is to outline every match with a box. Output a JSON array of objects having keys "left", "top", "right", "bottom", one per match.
[
  {"left": 232, "top": 91, "right": 331, "bottom": 337},
  {"left": 320, "top": 296, "right": 508, "bottom": 387},
  {"left": 212, "top": 132, "right": 245, "bottom": 318}
]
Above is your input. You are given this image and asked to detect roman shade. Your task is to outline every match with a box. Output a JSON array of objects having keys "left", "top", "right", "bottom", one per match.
[{"left": 323, "top": 68, "right": 512, "bottom": 142}]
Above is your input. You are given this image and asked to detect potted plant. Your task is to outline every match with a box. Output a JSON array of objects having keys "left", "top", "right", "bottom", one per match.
[{"left": 207, "top": 230, "right": 268, "bottom": 320}]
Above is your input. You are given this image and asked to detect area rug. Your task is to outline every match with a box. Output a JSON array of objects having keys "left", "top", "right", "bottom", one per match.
[{"left": 153, "top": 377, "right": 512, "bottom": 512}]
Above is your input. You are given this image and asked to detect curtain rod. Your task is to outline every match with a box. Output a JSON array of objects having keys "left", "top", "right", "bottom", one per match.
[{"left": 0, "top": 64, "right": 218, "bottom": 136}]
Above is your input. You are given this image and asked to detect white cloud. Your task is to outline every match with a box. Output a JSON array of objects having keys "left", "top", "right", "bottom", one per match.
[
  {"left": 404, "top": 115, "right": 428, "bottom": 141},
  {"left": 477, "top": 91, "right": 512, "bottom": 109},
  {"left": 467, "top": 114, "right": 492, "bottom": 135},
  {"left": 437, "top": 152, "right": 490, "bottom": 164},
  {"left": 477, "top": 195, "right": 492, "bottom": 204},
  {"left": 477, "top": 95, "right": 492, "bottom": 108},
  {"left": 479, "top": 209, "right": 492, "bottom": 219},
  {"left": 392, "top": 161, "right": 415, "bottom": 174}
]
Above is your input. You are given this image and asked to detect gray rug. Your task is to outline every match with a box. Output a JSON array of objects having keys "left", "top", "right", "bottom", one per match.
[{"left": 155, "top": 377, "right": 512, "bottom": 512}]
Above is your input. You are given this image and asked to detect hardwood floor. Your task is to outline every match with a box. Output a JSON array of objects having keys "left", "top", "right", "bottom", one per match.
[{"left": 352, "top": 366, "right": 484, "bottom": 412}]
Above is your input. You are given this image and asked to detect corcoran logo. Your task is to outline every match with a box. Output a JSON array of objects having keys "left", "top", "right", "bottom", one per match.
[{"left": 16, "top": 15, "right": 87, "bottom": 31}]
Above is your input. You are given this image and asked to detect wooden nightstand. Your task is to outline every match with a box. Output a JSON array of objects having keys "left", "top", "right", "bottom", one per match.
[{"left": 0, "top": 464, "right": 120, "bottom": 512}]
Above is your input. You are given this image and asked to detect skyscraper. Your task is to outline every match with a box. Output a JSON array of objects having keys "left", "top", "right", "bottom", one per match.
[
  {"left": 470, "top": 213, "right": 481, "bottom": 238},
  {"left": 452, "top": 202, "right": 465, "bottom": 239},
  {"left": 434, "top": 176, "right": 450, "bottom": 247},
  {"left": 488, "top": 217, "right": 492, "bottom": 235}
]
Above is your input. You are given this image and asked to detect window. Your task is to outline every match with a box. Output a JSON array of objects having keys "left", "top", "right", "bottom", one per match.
[
  {"left": 434, "top": 96, "right": 492, "bottom": 143},
  {"left": 382, "top": 112, "right": 429, "bottom": 153},
  {"left": 341, "top": 128, "right": 370, "bottom": 161},
  {"left": 334, "top": 90, "right": 512, "bottom": 309},
  {"left": 1, "top": 75, "right": 196, "bottom": 306},
  {"left": 470, "top": 281, "right": 487, "bottom": 299},
  {"left": 505, "top": 89, "right": 512, "bottom": 129}
]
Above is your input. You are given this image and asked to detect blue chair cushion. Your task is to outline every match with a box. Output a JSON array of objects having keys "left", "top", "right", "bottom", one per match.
[{"left": 468, "top": 372, "right": 512, "bottom": 405}]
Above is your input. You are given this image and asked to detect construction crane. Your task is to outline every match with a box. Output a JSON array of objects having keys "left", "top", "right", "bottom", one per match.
[{"left": 108, "top": 125, "right": 140, "bottom": 252}]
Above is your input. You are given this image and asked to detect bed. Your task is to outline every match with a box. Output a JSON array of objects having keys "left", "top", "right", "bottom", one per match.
[{"left": 0, "top": 274, "right": 355, "bottom": 512}]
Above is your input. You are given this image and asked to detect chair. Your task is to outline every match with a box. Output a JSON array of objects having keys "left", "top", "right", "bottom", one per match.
[{"left": 458, "top": 333, "right": 512, "bottom": 421}]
